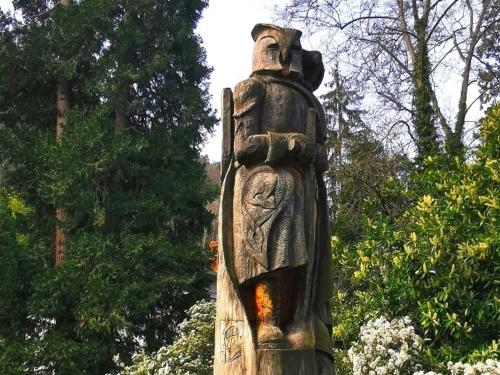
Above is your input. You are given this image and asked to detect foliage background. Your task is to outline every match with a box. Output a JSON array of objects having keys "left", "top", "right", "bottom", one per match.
[
  {"left": 330, "top": 105, "right": 500, "bottom": 373},
  {"left": 0, "top": 0, "right": 217, "bottom": 373},
  {"left": 0, "top": 0, "right": 498, "bottom": 374}
]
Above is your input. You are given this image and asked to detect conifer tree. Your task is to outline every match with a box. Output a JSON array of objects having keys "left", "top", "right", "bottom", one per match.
[
  {"left": 322, "top": 67, "right": 410, "bottom": 243},
  {"left": 54, "top": 0, "right": 72, "bottom": 267},
  {"left": 0, "top": 0, "right": 216, "bottom": 372}
]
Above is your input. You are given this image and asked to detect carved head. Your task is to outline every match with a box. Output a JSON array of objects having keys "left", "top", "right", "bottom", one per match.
[
  {"left": 251, "top": 23, "right": 324, "bottom": 91},
  {"left": 251, "top": 24, "right": 303, "bottom": 79}
]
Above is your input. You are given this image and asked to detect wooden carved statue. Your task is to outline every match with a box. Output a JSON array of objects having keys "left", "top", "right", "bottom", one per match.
[{"left": 215, "top": 23, "right": 333, "bottom": 374}]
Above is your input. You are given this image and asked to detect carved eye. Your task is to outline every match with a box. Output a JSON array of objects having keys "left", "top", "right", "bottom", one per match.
[{"left": 267, "top": 43, "right": 279, "bottom": 50}]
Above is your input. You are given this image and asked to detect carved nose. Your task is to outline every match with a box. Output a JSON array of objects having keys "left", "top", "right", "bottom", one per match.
[
  {"left": 280, "top": 46, "right": 291, "bottom": 63},
  {"left": 282, "top": 62, "right": 291, "bottom": 77},
  {"left": 280, "top": 52, "right": 294, "bottom": 77}
]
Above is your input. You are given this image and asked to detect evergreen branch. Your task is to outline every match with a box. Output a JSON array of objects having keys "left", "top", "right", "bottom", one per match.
[
  {"left": 9, "top": 5, "right": 60, "bottom": 26},
  {"left": 28, "top": 7, "right": 56, "bottom": 21}
]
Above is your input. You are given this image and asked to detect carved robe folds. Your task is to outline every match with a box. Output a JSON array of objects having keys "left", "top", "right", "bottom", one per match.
[{"left": 233, "top": 77, "right": 310, "bottom": 284}]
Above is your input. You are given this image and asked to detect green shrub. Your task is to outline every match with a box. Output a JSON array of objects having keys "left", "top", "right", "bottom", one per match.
[{"left": 331, "top": 104, "right": 500, "bottom": 371}]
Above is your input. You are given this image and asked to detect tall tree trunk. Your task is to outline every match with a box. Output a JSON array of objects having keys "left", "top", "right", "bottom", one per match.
[
  {"left": 105, "top": 2, "right": 130, "bottom": 232},
  {"left": 447, "top": 0, "right": 489, "bottom": 158},
  {"left": 412, "top": 14, "right": 438, "bottom": 158},
  {"left": 115, "top": 77, "right": 128, "bottom": 134},
  {"left": 397, "top": 0, "right": 438, "bottom": 159},
  {"left": 104, "top": 77, "right": 129, "bottom": 232},
  {"left": 446, "top": 60, "right": 471, "bottom": 157},
  {"left": 55, "top": 0, "right": 72, "bottom": 267}
]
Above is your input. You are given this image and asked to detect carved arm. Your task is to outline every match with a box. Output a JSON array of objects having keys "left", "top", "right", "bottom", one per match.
[{"left": 233, "top": 77, "right": 327, "bottom": 170}]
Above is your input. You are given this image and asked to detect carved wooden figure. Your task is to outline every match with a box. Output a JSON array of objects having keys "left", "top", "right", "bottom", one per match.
[{"left": 215, "top": 24, "right": 333, "bottom": 374}]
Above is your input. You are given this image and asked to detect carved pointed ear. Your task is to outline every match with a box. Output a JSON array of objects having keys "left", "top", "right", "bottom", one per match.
[{"left": 302, "top": 50, "right": 325, "bottom": 91}]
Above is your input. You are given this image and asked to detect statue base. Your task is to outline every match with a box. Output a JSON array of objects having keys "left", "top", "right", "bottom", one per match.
[{"left": 257, "top": 348, "right": 317, "bottom": 374}]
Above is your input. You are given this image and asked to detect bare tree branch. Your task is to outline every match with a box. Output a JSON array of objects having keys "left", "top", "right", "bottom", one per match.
[
  {"left": 402, "top": 120, "right": 418, "bottom": 146},
  {"left": 397, "top": 0, "right": 417, "bottom": 64},
  {"left": 426, "top": 0, "right": 460, "bottom": 43},
  {"left": 429, "top": 0, "right": 446, "bottom": 12},
  {"left": 431, "top": 42, "right": 462, "bottom": 73},
  {"left": 455, "top": 0, "right": 490, "bottom": 137},
  {"left": 453, "top": 31, "right": 467, "bottom": 61},
  {"left": 466, "top": 92, "right": 485, "bottom": 113},
  {"left": 337, "top": 15, "right": 399, "bottom": 30},
  {"left": 412, "top": 0, "right": 419, "bottom": 20},
  {"left": 430, "top": 87, "right": 452, "bottom": 137},
  {"left": 376, "top": 90, "right": 414, "bottom": 114},
  {"left": 465, "top": 0, "right": 474, "bottom": 37},
  {"left": 355, "top": 34, "right": 413, "bottom": 76},
  {"left": 473, "top": 53, "right": 496, "bottom": 73},
  {"left": 473, "top": 18, "right": 500, "bottom": 47},
  {"left": 378, "top": 120, "right": 417, "bottom": 147},
  {"left": 423, "top": 0, "right": 432, "bottom": 21},
  {"left": 379, "top": 41, "right": 413, "bottom": 76}
]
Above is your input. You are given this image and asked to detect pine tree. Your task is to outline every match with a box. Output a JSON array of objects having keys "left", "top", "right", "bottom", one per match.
[
  {"left": 0, "top": 1, "right": 216, "bottom": 372},
  {"left": 322, "top": 67, "right": 410, "bottom": 243}
]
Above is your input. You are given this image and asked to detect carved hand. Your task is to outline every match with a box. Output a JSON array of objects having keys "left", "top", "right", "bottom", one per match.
[{"left": 287, "top": 133, "right": 314, "bottom": 164}]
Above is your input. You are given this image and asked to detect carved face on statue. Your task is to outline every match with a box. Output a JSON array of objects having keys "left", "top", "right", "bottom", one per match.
[{"left": 251, "top": 23, "right": 324, "bottom": 91}]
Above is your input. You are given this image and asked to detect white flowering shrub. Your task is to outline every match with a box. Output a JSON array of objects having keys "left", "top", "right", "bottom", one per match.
[
  {"left": 348, "top": 316, "right": 422, "bottom": 374},
  {"left": 348, "top": 316, "right": 500, "bottom": 375},
  {"left": 115, "top": 300, "right": 215, "bottom": 375},
  {"left": 414, "top": 359, "right": 500, "bottom": 375},
  {"left": 446, "top": 359, "right": 500, "bottom": 375}
]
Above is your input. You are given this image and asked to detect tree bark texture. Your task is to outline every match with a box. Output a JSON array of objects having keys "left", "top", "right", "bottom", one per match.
[
  {"left": 412, "top": 16, "right": 439, "bottom": 158},
  {"left": 54, "top": 0, "right": 72, "bottom": 267}
]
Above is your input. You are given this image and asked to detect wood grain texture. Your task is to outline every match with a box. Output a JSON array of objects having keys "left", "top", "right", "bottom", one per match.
[
  {"left": 215, "top": 23, "right": 333, "bottom": 375},
  {"left": 257, "top": 349, "right": 317, "bottom": 375}
]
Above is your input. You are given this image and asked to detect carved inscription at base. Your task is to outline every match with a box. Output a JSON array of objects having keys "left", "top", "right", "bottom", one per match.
[{"left": 220, "top": 320, "right": 243, "bottom": 363}]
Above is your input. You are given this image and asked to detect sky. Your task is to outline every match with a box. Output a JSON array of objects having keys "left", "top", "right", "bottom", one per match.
[{"left": 196, "top": 0, "right": 287, "bottom": 162}]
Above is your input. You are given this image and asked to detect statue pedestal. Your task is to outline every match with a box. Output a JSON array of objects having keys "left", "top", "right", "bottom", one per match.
[{"left": 257, "top": 348, "right": 317, "bottom": 375}]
